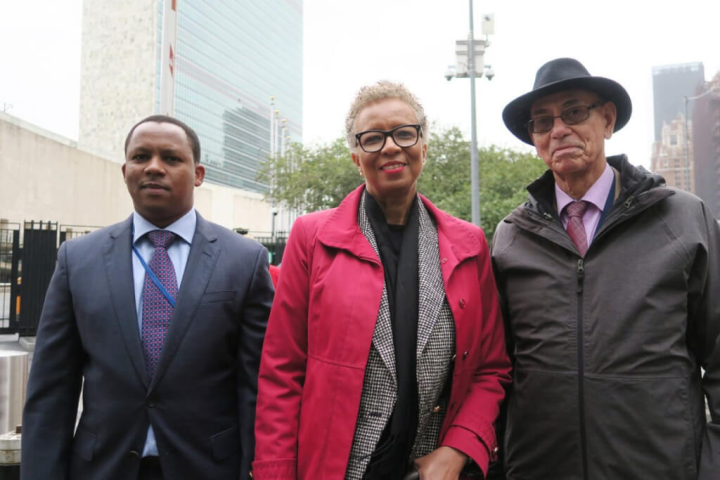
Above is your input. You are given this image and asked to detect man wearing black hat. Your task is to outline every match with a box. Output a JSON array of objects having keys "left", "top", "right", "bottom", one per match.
[{"left": 491, "top": 58, "right": 720, "bottom": 479}]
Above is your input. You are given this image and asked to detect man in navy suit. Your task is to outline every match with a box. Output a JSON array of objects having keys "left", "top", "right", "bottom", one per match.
[{"left": 21, "top": 115, "right": 273, "bottom": 480}]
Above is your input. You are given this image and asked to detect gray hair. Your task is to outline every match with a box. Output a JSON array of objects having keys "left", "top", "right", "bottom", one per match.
[{"left": 345, "top": 80, "right": 429, "bottom": 151}]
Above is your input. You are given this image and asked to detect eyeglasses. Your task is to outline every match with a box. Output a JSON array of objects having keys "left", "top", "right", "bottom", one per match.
[
  {"left": 355, "top": 124, "right": 422, "bottom": 153},
  {"left": 526, "top": 102, "right": 604, "bottom": 134}
]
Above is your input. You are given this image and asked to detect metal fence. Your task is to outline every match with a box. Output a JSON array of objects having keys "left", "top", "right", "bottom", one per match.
[
  {"left": 19, "top": 221, "right": 59, "bottom": 336},
  {"left": 59, "top": 225, "right": 101, "bottom": 245},
  {"left": 0, "top": 221, "right": 101, "bottom": 336},
  {"left": 250, "top": 232, "right": 288, "bottom": 266},
  {"left": 0, "top": 220, "right": 277, "bottom": 336},
  {"left": 0, "top": 223, "right": 20, "bottom": 333}
]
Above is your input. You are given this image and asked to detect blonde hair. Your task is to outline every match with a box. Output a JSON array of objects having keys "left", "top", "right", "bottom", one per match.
[{"left": 345, "top": 80, "right": 428, "bottom": 151}]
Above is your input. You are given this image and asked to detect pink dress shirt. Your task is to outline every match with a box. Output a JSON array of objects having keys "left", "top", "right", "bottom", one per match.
[{"left": 556, "top": 162, "right": 614, "bottom": 246}]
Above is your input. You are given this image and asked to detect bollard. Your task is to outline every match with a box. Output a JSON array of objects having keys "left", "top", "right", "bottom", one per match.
[
  {"left": 0, "top": 426, "right": 20, "bottom": 480},
  {"left": 0, "top": 351, "right": 28, "bottom": 435}
]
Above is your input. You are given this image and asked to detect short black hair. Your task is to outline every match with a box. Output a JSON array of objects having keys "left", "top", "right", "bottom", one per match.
[{"left": 124, "top": 115, "right": 201, "bottom": 164}]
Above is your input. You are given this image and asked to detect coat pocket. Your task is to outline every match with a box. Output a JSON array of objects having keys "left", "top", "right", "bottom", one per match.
[
  {"left": 72, "top": 424, "right": 97, "bottom": 461},
  {"left": 201, "top": 290, "right": 236, "bottom": 303},
  {"left": 210, "top": 425, "right": 241, "bottom": 462},
  {"left": 584, "top": 375, "right": 696, "bottom": 480}
]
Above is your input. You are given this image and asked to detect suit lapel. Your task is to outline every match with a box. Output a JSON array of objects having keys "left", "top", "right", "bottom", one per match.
[
  {"left": 104, "top": 216, "right": 150, "bottom": 387},
  {"left": 357, "top": 194, "right": 397, "bottom": 385},
  {"left": 416, "top": 201, "right": 444, "bottom": 359},
  {"left": 415, "top": 200, "right": 448, "bottom": 432},
  {"left": 150, "top": 214, "right": 220, "bottom": 390}
]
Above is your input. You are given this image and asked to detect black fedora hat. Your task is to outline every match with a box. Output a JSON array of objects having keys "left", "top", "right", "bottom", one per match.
[{"left": 502, "top": 58, "right": 632, "bottom": 145}]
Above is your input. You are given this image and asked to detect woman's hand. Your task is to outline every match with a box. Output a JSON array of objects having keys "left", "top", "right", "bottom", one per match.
[{"left": 414, "top": 446, "right": 469, "bottom": 480}]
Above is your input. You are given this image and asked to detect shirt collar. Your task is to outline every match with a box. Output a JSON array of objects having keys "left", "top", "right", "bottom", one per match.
[
  {"left": 132, "top": 209, "right": 197, "bottom": 246},
  {"left": 555, "top": 162, "right": 614, "bottom": 214}
]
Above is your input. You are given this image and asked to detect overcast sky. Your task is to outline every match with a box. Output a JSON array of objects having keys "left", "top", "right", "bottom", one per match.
[{"left": 1, "top": 0, "right": 718, "bottom": 169}]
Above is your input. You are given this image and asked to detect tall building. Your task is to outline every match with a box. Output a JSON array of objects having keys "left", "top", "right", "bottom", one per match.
[
  {"left": 652, "top": 63, "right": 705, "bottom": 142},
  {"left": 651, "top": 113, "right": 694, "bottom": 192},
  {"left": 692, "top": 73, "right": 720, "bottom": 219},
  {"left": 79, "top": 0, "right": 303, "bottom": 195}
]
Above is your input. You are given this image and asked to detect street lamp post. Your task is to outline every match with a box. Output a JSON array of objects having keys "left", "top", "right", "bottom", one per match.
[
  {"left": 445, "top": 4, "right": 494, "bottom": 228},
  {"left": 271, "top": 207, "right": 278, "bottom": 241},
  {"left": 468, "top": 0, "right": 480, "bottom": 228}
]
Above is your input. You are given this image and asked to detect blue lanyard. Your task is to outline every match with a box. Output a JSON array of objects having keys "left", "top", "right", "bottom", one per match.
[{"left": 133, "top": 243, "right": 176, "bottom": 308}]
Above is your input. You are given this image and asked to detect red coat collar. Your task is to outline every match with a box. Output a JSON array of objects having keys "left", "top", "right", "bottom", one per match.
[{"left": 317, "top": 185, "right": 482, "bottom": 266}]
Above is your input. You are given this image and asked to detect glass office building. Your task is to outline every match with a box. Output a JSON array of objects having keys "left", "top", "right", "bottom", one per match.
[{"left": 156, "top": 0, "right": 303, "bottom": 192}]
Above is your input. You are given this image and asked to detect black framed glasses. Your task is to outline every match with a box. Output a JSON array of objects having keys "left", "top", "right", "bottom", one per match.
[
  {"left": 355, "top": 124, "right": 422, "bottom": 153},
  {"left": 526, "top": 102, "right": 605, "bottom": 134}
]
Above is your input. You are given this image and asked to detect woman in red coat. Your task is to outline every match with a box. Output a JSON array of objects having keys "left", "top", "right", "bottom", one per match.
[{"left": 253, "top": 81, "right": 511, "bottom": 480}]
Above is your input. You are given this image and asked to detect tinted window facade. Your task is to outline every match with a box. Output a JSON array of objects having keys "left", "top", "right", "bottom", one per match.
[{"left": 156, "top": 0, "right": 303, "bottom": 192}]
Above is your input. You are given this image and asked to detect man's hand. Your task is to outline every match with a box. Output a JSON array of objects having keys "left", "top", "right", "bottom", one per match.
[{"left": 414, "top": 446, "right": 469, "bottom": 480}]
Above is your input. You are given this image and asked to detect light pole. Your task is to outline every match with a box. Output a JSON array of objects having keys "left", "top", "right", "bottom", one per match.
[
  {"left": 269, "top": 97, "right": 280, "bottom": 238},
  {"left": 271, "top": 207, "right": 278, "bottom": 241},
  {"left": 445, "top": 5, "right": 494, "bottom": 228},
  {"left": 684, "top": 86, "right": 720, "bottom": 193},
  {"left": 468, "top": 1, "right": 479, "bottom": 228}
]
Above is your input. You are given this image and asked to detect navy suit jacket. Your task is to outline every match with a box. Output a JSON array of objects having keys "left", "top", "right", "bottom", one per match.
[{"left": 22, "top": 213, "right": 273, "bottom": 480}]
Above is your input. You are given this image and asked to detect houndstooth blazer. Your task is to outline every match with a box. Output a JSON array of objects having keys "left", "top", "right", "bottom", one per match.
[{"left": 345, "top": 195, "right": 456, "bottom": 480}]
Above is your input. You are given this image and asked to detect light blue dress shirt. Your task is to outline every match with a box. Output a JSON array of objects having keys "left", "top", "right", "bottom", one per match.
[{"left": 131, "top": 209, "right": 196, "bottom": 457}]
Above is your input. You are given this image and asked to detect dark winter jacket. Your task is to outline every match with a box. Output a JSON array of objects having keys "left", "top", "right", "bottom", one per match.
[{"left": 491, "top": 155, "right": 720, "bottom": 480}]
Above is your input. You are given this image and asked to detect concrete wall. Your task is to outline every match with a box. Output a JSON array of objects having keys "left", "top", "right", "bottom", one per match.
[{"left": 0, "top": 112, "right": 276, "bottom": 233}]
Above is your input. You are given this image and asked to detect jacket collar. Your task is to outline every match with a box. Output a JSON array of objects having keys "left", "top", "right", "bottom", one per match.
[
  {"left": 318, "top": 185, "right": 481, "bottom": 265},
  {"left": 509, "top": 154, "right": 674, "bottom": 245},
  {"left": 421, "top": 193, "right": 481, "bottom": 265},
  {"left": 524, "top": 154, "right": 668, "bottom": 216},
  {"left": 317, "top": 186, "right": 379, "bottom": 264}
]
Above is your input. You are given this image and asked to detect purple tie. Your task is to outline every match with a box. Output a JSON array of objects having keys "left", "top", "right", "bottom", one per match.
[
  {"left": 565, "top": 201, "right": 589, "bottom": 256},
  {"left": 141, "top": 230, "right": 178, "bottom": 378}
]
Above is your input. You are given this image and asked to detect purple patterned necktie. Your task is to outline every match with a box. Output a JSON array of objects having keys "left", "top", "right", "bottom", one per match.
[
  {"left": 141, "top": 230, "right": 178, "bottom": 379},
  {"left": 565, "top": 201, "right": 589, "bottom": 256}
]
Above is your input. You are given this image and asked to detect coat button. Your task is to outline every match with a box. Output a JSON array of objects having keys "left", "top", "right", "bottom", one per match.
[
  {"left": 128, "top": 450, "right": 140, "bottom": 460},
  {"left": 451, "top": 354, "right": 457, "bottom": 362},
  {"left": 459, "top": 298, "right": 466, "bottom": 309},
  {"left": 463, "top": 351, "right": 469, "bottom": 359},
  {"left": 147, "top": 398, "right": 157, "bottom": 408},
  {"left": 491, "top": 445, "right": 499, "bottom": 461},
  {"left": 431, "top": 405, "right": 441, "bottom": 413},
  {"left": 441, "top": 258, "right": 447, "bottom": 264}
]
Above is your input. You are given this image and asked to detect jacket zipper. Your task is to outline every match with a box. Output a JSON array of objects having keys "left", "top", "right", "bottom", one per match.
[
  {"left": 576, "top": 258, "right": 588, "bottom": 480},
  {"left": 512, "top": 186, "right": 674, "bottom": 479}
]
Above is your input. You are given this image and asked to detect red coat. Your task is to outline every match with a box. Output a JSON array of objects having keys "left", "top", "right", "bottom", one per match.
[
  {"left": 268, "top": 264, "right": 280, "bottom": 287},
  {"left": 253, "top": 186, "right": 511, "bottom": 479}
]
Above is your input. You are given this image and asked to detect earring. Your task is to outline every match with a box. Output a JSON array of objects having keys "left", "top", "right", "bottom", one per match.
[{"left": 358, "top": 166, "right": 363, "bottom": 176}]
